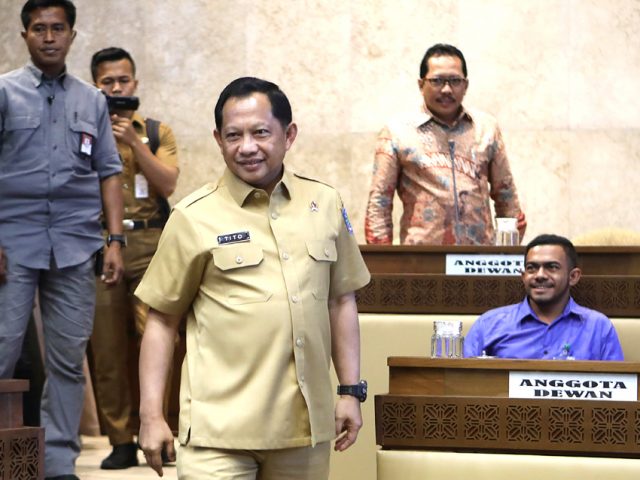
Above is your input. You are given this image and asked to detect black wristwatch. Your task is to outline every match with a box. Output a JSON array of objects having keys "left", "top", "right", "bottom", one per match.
[
  {"left": 337, "top": 380, "right": 368, "bottom": 402},
  {"left": 106, "top": 233, "right": 127, "bottom": 247}
]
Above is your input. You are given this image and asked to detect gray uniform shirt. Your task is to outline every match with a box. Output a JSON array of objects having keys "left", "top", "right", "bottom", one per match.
[{"left": 0, "top": 64, "right": 121, "bottom": 269}]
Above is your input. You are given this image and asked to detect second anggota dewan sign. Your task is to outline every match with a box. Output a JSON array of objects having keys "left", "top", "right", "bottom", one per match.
[
  {"left": 445, "top": 254, "right": 523, "bottom": 276},
  {"left": 509, "top": 371, "right": 638, "bottom": 402}
]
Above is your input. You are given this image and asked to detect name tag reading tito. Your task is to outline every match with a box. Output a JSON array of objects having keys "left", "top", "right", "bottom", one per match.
[{"left": 217, "top": 231, "right": 251, "bottom": 245}]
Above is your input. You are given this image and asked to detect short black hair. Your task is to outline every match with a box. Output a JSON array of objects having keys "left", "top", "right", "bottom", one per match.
[
  {"left": 90, "top": 47, "right": 136, "bottom": 82},
  {"left": 214, "top": 77, "right": 292, "bottom": 131},
  {"left": 419, "top": 43, "right": 467, "bottom": 79},
  {"left": 525, "top": 234, "right": 579, "bottom": 269},
  {"left": 21, "top": 0, "right": 76, "bottom": 29}
]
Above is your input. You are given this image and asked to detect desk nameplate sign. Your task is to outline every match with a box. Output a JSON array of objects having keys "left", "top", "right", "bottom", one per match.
[
  {"left": 445, "top": 254, "right": 523, "bottom": 276},
  {"left": 509, "top": 371, "right": 638, "bottom": 401}
]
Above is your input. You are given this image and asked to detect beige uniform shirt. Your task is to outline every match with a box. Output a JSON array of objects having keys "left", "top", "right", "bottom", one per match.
[
  {"left": 135, "top": 167, "right": 370, "bottom": 449},
  {"left": 120, "top": 112, "right": 178, "bottom": 220}
]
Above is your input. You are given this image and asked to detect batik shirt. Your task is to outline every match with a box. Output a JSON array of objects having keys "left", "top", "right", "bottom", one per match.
[{"left": 365, "top": 105, "right": 522, "bottom": 245}]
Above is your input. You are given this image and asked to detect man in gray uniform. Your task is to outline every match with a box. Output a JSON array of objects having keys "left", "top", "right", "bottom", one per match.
[{"left": 0, "top": 1, "right": 124, "bottom": 479}]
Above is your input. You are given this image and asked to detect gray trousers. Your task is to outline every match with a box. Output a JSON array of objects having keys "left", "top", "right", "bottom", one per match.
[{"left": 0, "top": 256, "right": 95, "bottom": 477}]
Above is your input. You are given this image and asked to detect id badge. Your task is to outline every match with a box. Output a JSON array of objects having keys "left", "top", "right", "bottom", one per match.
[
  {"left": 135, "top": 173, "right": 149, "bottom": 198},
  {"left": 80, "top": 132, "right": 93, "bottom": 156}
]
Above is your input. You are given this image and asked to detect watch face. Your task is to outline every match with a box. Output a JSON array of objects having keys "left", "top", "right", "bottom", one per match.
[
  {"left": 107, "top": 234, "right": 126, "bottom": 247},
  {"left": 359, "top": 380, "right": 368, "bottom": 401},
  {"left": 338, "top": 380, "right": 368, "bottom": 402}
]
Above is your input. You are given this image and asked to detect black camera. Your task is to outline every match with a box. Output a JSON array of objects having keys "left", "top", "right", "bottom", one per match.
[{"left": 104, "top": 94, "right": 139, "bottom": 112}]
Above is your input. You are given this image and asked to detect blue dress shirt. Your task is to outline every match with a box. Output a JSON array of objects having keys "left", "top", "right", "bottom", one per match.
[{"left": 464, "top": 297, "right": 624, "bottom": 360}]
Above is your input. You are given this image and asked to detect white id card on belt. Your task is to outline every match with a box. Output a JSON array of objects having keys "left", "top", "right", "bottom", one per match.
[{"left": 135, "top": 174, "right": 149, "bottom": 198}]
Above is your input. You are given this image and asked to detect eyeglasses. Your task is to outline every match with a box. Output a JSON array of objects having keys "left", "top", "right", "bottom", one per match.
[{"left": 424, "top": 77, "right": 467, "bottom": 89}]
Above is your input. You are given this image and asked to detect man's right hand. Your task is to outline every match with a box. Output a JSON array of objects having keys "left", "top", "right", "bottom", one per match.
[
  {"left": 101, "top": 243, "right": 125, "bottom": 285},
  {"left": 111, "top": 113, "right": 140, "bottom": 147},
  {"left": 0, "top": 247, "right": 6, "bottom": 284},
  {"left": 138, "top": 417, "right": 176, "bottom": 477}
]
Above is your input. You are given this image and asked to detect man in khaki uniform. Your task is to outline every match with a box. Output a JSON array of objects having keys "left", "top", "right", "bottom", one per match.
[
  {"left": 135, "top": 77, "right": 370, "bottom": 479},
  {"left": 89, "top": 47, "right": 179, "bottom": 470}
]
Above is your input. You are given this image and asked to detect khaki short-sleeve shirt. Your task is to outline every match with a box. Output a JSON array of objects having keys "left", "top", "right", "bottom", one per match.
[
  {"left": 135, "top": 167, "right": 370, "bottom": 449},
  {"left": 119, "top": 112, "right": 179, "bottom": 220}
]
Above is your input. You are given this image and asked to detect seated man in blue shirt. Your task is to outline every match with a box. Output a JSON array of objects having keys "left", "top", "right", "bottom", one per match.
[{"left": 464, "top": 234, "right": 623, "bottom": 360}]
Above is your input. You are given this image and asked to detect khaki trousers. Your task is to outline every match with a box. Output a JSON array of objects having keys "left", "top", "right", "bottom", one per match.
[
  {"left": 91, "top": 228, "right": 174, "bottom": 445},
  {"left": 177, "top": 442, "right": 330, "bottom": 480}
]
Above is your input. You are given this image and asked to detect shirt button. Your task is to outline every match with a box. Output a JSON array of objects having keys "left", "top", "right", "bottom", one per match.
[
  {"left": 254, "top": 191, "right": 263, "bottom": 199},
  {"left": 300, "top": 374, "right": 305, "bottom": 382},
  {"left": 282, "top": 252, "right": 289, "bottom": 260},
  {"left": 296, "top": 337, "right": 303, "bottom": 348},
  {"left": 271, "top": 212, "right": 279, "bottom": 220},
  {"left": 236, "top": 256, "right": 244, "bottom": 264},
  {"left": 324, "top": 248, "right": 330, "bottom": 257},
  {"left": 291, "top": 295, "right": 299, "bottom": 303},
  {"left": 53, "top": 145, "right": 57, "bottom": 150}
]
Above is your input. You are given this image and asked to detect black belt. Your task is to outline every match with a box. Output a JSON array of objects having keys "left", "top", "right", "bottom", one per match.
[{"left": 102, "top": 218, "right": 165, "bottom": 231}]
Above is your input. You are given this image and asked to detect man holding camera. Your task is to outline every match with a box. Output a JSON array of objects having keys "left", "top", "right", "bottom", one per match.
[{"left": 89, "top": 46, "right": 179, "bottom": 470}]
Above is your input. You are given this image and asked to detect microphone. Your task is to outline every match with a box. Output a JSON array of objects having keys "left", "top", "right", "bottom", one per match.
[
  {"left": 47, "top": 95, "right": 55, "bottom": 105},
  {"left": 448, "top": 140, "right": 460, "bottom": 244},
  {"left": 448, "top": 140, "right": 455, "bottom": 160}
]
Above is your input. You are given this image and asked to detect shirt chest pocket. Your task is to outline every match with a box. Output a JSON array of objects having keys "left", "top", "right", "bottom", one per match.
[
  {"left": 306, "top": 240, "right": 337, "bottom": 300},
  {"left": 1, "top": 114, "right": 41, "bottom": 171},
  {"left": 211, "top": 244, "right": 271, "bottom": 305},
  {"left": 4, "top": 114, "right": 40, "bottom": 131},
  {"left": 67, "top": 117, "right": 98, "bottom": 173}
]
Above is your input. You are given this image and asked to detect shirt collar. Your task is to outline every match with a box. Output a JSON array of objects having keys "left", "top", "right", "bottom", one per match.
[
  {"left": 25, "top": 61, "right": 68, "bottom": 89},
  {"left": 414, "top": 102, "right": 474, "bottom": 129},
  {"left": 517, "top": 296, "right": 582, "bottom": 324},
  {"left": 220, "top": 165, "right": 294, "bottom": 207}
]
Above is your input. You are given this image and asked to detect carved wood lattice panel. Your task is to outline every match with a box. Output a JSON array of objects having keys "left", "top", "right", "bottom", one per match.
[
  {"left": 548, "top": 406, "right": 585, "bottom": 444},
  {"left": 410, "top": 279, "right": 438, "bottom": 307},
  {"left": 381, "top": 402, "right": 416, "bottom": 439},
  {"left": 9, "top": 437, "right": 39, "bottom": 480},
  {"left": 358, "top": 275, "right": 640, "bottom": 316},
  {"left": 355, "top": 281, "right": 375, "bottom": 306},
  {"left": 602, "top": 280, "right": 629, "bottom": 310},
  {"left": 423, "top": 403, "right": 457, "bottom": 440},
  {"left": 506, "top": 405, "right": 542, "bottom": 442},
  {"left": 591, "top": 408, "right": 628, "bottom": 445},
  {"left": 472, "top": 279, "right": 500, "bottom": 308},
  {"left": 375, "top": 395, "right": 640, "bottom": 456},
  {"left": 464, "top": 404, "right": 500, "bottom": 441},
  {"left": 380, "top": 279, "right": 407, "bottom": 306}
]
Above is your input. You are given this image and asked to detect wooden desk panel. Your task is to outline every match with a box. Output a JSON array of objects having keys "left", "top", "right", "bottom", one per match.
[
  {"left": 0, "top": 380, "right": 44, "bottom": 480},
  {"left": 357, "top": 246, "right": 640, "bottom": 317},
  {"left": 356, "top": 273, "right": 640, "bottom": 317},
  {"left": 376, "top": 357, "right": 640, "bottom": 457},
  {"left": 376, "top": 394, "right": 640, "bottom": 456},
  {"left": 360, "top": 245, "right": 640, "bottom": 276}
]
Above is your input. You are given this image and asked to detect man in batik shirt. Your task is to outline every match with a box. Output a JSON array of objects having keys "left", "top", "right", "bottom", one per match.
[{"left": 365, "top": 43, "right": 526, "bottom": 245}]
